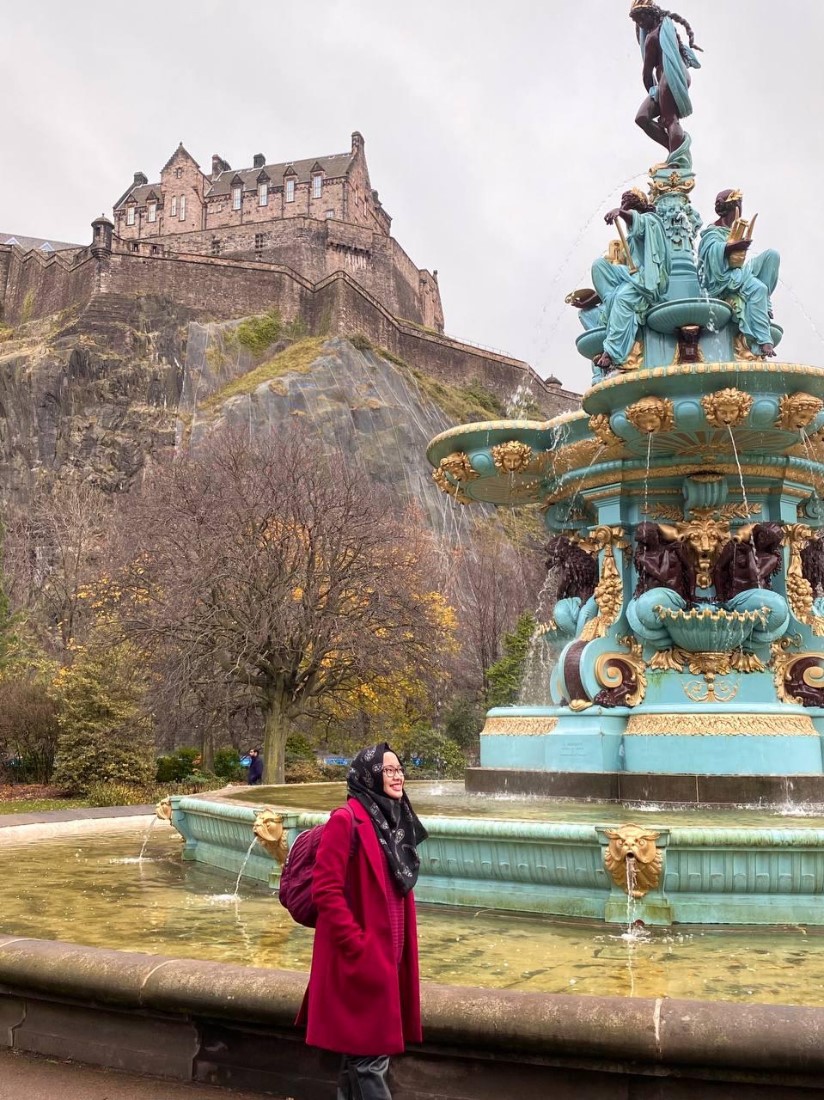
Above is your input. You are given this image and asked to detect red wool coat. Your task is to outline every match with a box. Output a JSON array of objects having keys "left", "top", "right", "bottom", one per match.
[{"left": 296, "top": 798, "right": 422, "bottom": 1056}]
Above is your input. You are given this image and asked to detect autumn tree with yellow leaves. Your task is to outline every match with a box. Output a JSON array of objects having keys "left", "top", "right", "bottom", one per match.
[{"left": 116, "top": 428, "right": 456, "bottom": 783}]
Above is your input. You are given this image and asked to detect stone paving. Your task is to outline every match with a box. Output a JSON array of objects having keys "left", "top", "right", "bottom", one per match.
[
  {"left": 0, "top": 1049, "right": 281, "bottom": 1098},
  {"left": 0, "top": 804, "right": 155, "bottom": 829}
]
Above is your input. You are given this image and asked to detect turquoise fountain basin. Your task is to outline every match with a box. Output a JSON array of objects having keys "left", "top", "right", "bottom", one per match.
[
  {"left": 646, "top": 298, "right": 733, "bottom": 334},
  {"left": 169, "top": 784, "right": 824, "bottom": 928},
  {"left": 575, "top": 327, "right": 606, "bottom": 360},
  {"left": 9, "top": 826, "right": 824, "bottom": 1005}
]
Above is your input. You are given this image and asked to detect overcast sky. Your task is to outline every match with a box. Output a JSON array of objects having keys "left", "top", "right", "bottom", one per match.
[{"left": 3, "top": 0, "right": 822, "bottom": 392}]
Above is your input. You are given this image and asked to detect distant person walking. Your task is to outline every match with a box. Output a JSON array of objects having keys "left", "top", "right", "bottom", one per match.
[
  {"left": 247, "top": 748, "right": 263, "bottom": 785},
  {"left": 297, "top": 742, "right": 428, "bottom": 1098}
]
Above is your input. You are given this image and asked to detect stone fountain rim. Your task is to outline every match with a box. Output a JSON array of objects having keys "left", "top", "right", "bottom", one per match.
[{"left": 4, "top": 933, "right": 824, "bottom": 1075}]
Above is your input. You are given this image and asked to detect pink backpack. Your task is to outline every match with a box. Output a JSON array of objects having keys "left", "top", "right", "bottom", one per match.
[{"left": 278, "top": 805, "right": 356, "bottom": 927}]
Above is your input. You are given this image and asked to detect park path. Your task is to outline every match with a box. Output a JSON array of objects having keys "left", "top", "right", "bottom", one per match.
[
  {"left": 0, "top": 1049, "right": 283, "bottom": 1099},
  {"left": 0, "top": 804, "right": 155, "bottom": 828}
]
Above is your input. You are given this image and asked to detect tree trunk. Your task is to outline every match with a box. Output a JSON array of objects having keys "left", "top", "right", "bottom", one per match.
[
  {"left": 262, "top": 698, "right": 292, "bottom": 784},
  {"left": 200, "top": 725, "right": 215, "bottom": 772}
]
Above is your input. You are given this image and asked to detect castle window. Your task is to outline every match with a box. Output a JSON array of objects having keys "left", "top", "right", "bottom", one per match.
[
  {"left": 233, "top": 185, "right": 242, "bottom": 211},
  {"left": 131, "top": 243, "right": 139, "bottom": 252},
  {"left": 258, "top": 183, "right": 268, "bottom": 207},
  {"left": 254, "top": 233, "right": 265, "bottom": 255},
  {"left": 148, "top": 202, "right": 157, "bottom": 223},
  {"left": 126, "top": 206, "right": 135, "bottom": 226},
  {"left": 325, "top": 209, "right": 335, "bottom": 219},
  {"left": 211, "top": 238, "right": 221, "bottom": 255},
  {"left": 179, "top": 195, "right": 186, "bottom": 220},
  {"left": 285, "top": 178, "right": 295, "bottom": 203},
  {"left": 170, "top": 197, "right": 177, "bottom": 217},
  {"left": 175, "top": 167, "right": 183, "bottom": 179},
  {"left": 312, "top": 174, "right": 323, "bottom": 199}
]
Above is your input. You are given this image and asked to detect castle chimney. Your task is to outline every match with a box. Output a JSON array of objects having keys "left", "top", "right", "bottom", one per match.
[
  {"left": 133, "top": 171, "right": 148, "bottom": 186},
  {"left": 211, "top": 154, "right": 230, "bottom": 178},
  {"left": 351, "top": 131, "right": 364, "bottom": 154},
  {"left": 253, "top": 153, "right": 266, "bottom": 169}
]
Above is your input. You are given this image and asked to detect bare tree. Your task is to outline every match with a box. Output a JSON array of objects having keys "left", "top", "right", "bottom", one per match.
[
  {"left": 445, "top": 519, "right": 545, "bottom": 698},
  {"left": 4, "top": 480, "right": 112, "bottom": 658},
  {"left": 115, "top": 428, "right": 451, "bottom": 783}
]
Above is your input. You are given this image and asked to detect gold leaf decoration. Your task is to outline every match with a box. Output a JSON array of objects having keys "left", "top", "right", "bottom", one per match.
[
  {"left": 604, "top": 825, "right": 663, "bottom": 898},
  {"left": 491, "top": 440, "right": 533, "bottom": 473},
  {"left": 701, "top": 388, "right": 753, "bottom": 428}
]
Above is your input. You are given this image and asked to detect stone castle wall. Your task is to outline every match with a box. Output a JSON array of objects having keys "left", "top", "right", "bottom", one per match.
[
  {"left": 0, "top": 244, "right": 577, "bottom": 417},
  {"left": 119, "top": 216, "right": 443, "bottom": 331},
  {"left": 0, "top": 248, "right": 11, "bottom": 317},
  {"left": 0, "top": 244, "right": 95, "bottom": 325}
]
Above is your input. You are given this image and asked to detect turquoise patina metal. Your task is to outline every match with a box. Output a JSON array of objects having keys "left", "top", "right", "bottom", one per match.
[{"left": 170, "top": 791, "right": 824, "bottom": 927}]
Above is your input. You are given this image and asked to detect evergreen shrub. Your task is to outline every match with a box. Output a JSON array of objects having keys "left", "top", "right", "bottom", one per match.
[{"left": 155, "top": 748, "right": 201, "bottom": 783}]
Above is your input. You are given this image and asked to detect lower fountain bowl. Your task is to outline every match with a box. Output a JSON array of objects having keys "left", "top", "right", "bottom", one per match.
[{"left": 654, "top": 604, "right": 769, "bottom": 652}]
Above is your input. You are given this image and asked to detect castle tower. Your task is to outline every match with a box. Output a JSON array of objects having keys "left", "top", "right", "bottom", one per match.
[{"left": 90, "top": 214, "right": 114, "bottom": 260}]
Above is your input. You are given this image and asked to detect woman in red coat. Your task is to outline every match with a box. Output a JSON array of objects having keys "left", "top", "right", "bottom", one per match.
[{"left": 297, "top": 742, "right": 428, "bottom": 1099}]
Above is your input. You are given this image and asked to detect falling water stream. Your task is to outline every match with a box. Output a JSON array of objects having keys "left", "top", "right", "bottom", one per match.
[
  {"left": 137, "top": 815, "right": 158, "bottom": 863},
  {"left": 643, "top": 432, "right": 653, "bottom": 517},
  {"left": 233, "top": 836, "right": 258, "bottom": 898},
  {"left": 727, "top": 425, "right": 751, "bottom": 515}
]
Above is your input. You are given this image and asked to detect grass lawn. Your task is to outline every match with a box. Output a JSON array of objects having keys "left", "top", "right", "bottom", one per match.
[
  {"left": 0, "top": 784, "right": 88, "bottom": 814},
  {"left": 0, "top": 798, "right": 89, "bottom": 813}
]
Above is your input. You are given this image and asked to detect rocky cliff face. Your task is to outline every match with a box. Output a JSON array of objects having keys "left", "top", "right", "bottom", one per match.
[
  {"left": 0, "top": 295, "right": 192, "bottom": 504},
  {"left": 183, "top": 328, "right": 493, "bottom": 544},
  {"left": 0, "top": 296, "right": 576, "bottom": 551}
]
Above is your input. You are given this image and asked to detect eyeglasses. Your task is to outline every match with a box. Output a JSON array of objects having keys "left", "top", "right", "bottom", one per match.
[{"left": 382, "top": 766, "right": 405, "bottom": 779}]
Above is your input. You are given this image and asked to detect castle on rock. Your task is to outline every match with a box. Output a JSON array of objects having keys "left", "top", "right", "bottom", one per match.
[{"left": 111, "top": 132, "right": 443, "bottom": 332}]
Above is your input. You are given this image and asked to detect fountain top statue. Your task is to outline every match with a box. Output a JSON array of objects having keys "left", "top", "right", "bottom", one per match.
[{"left": 629, "top": 0, "right": 702, "bottom": 152}]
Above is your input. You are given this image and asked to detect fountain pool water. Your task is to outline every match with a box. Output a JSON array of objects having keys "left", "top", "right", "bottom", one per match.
[
  {"left": 227, "top": 781, "right": 824, "bottom": 826},
  {"left": 6, "top": 824, "right": 824, "bottom": 1006}
]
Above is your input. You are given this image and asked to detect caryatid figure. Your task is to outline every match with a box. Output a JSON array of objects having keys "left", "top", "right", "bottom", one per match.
[
  {"left": 698, "top": 189, "right": 780, "bottom": 358},
  {"left": 713, "top": 523, "right": 790, "bottom": 647},
  {"left": 592, "top": 189, "right": 671, "bottom": 370}
]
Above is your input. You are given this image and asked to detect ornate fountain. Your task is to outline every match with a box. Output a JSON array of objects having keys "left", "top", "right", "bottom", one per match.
[
  {"left": 171, "top": 2, "right": 824, "bottom": 927},
  {"left": 428, "top": 0, "right": 824, "bottom": 805}
]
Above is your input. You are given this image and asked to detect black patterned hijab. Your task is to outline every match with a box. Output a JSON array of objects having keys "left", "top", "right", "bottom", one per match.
[{"left": 347, "top": 742, "right": 428, "bottom": 895}]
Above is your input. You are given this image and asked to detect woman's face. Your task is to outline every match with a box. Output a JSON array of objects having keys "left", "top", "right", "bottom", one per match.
[{"left": 382, "top": 751, "right": 405, "bottom": 800}]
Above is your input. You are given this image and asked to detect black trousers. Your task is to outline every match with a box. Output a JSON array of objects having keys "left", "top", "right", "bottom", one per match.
[{"left": 337, "top": 1054, "right": 392, "bottom": 1099}]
